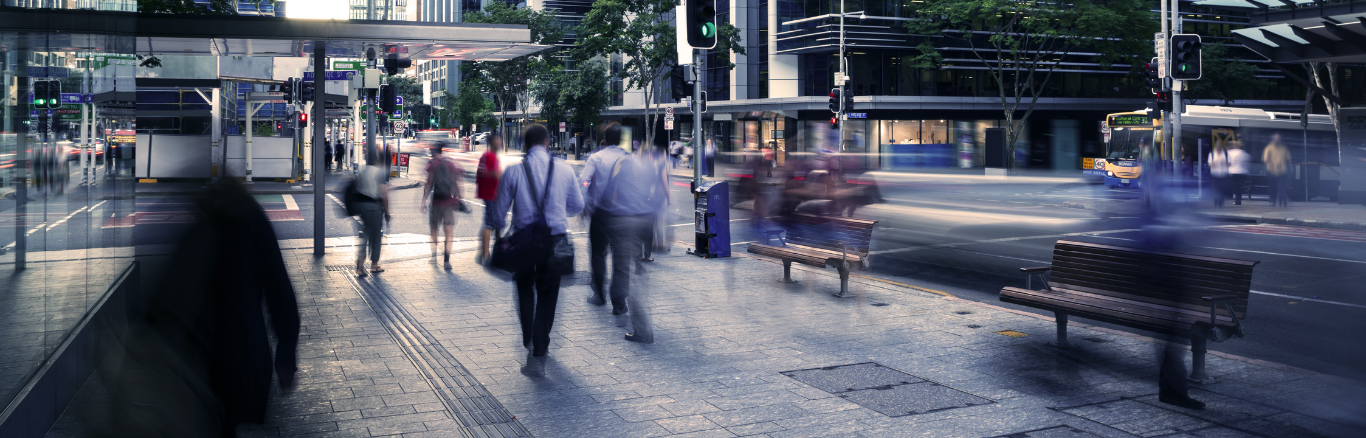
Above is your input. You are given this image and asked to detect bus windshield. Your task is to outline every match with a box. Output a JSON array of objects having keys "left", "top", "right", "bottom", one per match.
[{"left": 1106, "top": 128, "right": 1152, "bottom": 161}]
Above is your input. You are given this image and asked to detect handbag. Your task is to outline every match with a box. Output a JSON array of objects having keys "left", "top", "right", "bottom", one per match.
[
  {"left": 489, "top": 160, "right": 555, "bottom": 274},
  {"left": 548, "top": 234, "right": 574, "bottom": 273}
]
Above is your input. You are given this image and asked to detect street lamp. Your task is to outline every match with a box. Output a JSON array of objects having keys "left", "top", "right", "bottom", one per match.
[{"left": 837, "top": 5, "right": 865, "bottom": 151}]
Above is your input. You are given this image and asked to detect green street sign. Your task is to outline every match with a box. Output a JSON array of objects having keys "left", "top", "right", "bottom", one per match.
[
  {"left": 91, "top": 55, "right": 136, "bottom": 69},
  {"left": 333, "top": 60, "right": 364, "bottom": 71}
]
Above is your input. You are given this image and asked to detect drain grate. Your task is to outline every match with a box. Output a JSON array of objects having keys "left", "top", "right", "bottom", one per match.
[
  {"left": 342, "top": 269, "right": 529, "bottom": 437},
  {"left": 781, "top": 363, "right": 992, "bottom": 417},
  {"left": 955, "top": 310, "right": 974, "bottom": 315},
  {"left": 988, "top": 425, "right": 1103, "bottom": 438},
  {"left": 325, "top": 265, "right": 349, "bottom": 271}
]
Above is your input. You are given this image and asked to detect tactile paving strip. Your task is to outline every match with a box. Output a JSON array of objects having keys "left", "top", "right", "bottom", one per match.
[
  {"left": 988, "top": 425, "right": 1104, "bottom": 438},
  {"left": 344, "top": 268, "right": 529, "bottom": 438},
  {"left": 782, "top": 362, "right": 993, "bottom": 417}
]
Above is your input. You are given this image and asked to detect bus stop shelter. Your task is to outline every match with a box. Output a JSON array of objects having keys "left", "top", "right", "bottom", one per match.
[
  {"left": 1221, "top": 9, "right": 1366, "bottom": 204},
  {"left": 1, "top": 6, "right": 550, "bottom": 254}
]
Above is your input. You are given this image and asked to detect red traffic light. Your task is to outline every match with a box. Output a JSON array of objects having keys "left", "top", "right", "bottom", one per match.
[{"left": 299, "top": 113, "right": 307, "bottom": 122}]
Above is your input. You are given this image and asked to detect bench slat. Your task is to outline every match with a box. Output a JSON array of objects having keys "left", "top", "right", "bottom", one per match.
[
  {"left": 1011, "top": 285, "right": 1243, "bottom": 323},
  {"left": 1001, "top": 287, "right": 1236, "bottom": 338},
  {"left": 1049, "top": 267, "right": 1252, "bottom": 307},
  {"left": 1051, "top": 251, "right": 1256, "bottom": 283}
]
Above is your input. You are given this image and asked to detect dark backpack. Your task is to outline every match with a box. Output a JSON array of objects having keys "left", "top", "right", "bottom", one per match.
[
  {"left": 430, "top": 159, "right": 456, "bottom": 199},
  {"left": 342, "top": 177, "right": 363, "bottom": 216}
]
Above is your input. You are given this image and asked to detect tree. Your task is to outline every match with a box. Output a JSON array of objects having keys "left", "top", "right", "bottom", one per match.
[
  {"left": 384, "top": 75, "right": 424, "bottom": 109},
  {"left": 1183, "top": 42, "right": 1272, "bottom": 105},
  {"left": 905, "top": 0, "right": 1155, "bottom": 169},
  {"left": 462, "top": 2, "right": 567, "bottom": 145},
  {"left": 445, "top": 83, "right": 496, "bottom": 133},
  {"left": 574, "top": 0, "right": 743, "bottom": 149},
  {"left": 562, "top": 60, "right": 613, "bottom": 141}
]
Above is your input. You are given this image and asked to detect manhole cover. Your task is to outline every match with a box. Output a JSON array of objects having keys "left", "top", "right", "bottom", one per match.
[
  {"left": 966, "top": 324, "right": 983, "bottom": 328},
  {"left": 988, "top": 425, "right": 1103, "bottom": 438},
  {"left": 871, "top": 302, "right": 890, "bottom": 307},
  {"left": 781, "top": 363, "right": 992, "bottom": 417},
  {"left": 955, "top": 310, "right": 974, "bottom": 315}
]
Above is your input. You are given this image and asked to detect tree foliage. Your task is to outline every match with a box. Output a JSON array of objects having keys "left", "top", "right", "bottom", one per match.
[
  {"left": 905, "top": 0, "right": 1156, "bottom": 168},
  {"left": 1183, "top": 42, "right": 1272, "bottom": 106},
  {"left": 574, "top": 0, "right": 743, "bottom": 148},
  {"left": 384, "top": 75, "right": 424, "bottom": 110},
  {"left": 461, "top": 2, "right": 567, "bottom": 143},
  {"left": 445, "top": 83, "right": 496, "bottom": 132},
  {"left": 531, "top": 60, "right": 614, "bottom": 142}
]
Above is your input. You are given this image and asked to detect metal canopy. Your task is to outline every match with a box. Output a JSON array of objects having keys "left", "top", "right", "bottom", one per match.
[
  {"left": 0, "top": 6, "right": 550, "bottom": 61},
  {"left": 1232, "top": 13, "right": 1366, "bottom": 63}
]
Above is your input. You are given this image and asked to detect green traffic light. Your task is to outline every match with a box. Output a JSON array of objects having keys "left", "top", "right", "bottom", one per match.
[
  {"left": 34, "top": 99, "right": 44, "bottom": 105},
  {"left": 701, "top": 22, "right": 716, "bottom": 38}
]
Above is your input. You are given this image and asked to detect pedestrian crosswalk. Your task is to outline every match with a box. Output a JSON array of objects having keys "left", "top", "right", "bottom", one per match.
[{"left": 1214, "top": 224, "right": 1366, "bottom": 243}]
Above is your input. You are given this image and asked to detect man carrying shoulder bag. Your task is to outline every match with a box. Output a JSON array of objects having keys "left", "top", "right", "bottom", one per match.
[{"left": 486, "top": 124, "right": 584, "bottom": 376}]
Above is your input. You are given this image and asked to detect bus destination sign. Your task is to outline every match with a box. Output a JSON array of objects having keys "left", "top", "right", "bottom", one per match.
[{"left": 1108, "top": 114, "right": 1152, "bottom": 127}]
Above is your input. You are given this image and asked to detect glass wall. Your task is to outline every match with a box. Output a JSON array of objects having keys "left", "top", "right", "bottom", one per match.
[{"left": 1, "top": 38, "right": 138, "bottom": 413}]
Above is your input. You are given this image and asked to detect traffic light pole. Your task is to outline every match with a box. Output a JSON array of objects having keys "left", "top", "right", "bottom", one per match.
[
  {"left": 313, "top": 41, "right": 326, "bottom": 256},
  {"left": 839, "top": 0, "right": 845, "bottom": 153},
  {"left": 693, "top": 50, "right": 704, "bottom": 183},
  {"left": 1171, "top": 0, "right": 1183, "bottom": 179}
]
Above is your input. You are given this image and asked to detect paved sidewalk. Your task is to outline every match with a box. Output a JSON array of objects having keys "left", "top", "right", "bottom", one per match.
[
  {"left": 1197, "top": 202, "right": 1366, "bottom": 231},
  {"left": 49, "top": 237, "right": 1366, "bottom": 438}
]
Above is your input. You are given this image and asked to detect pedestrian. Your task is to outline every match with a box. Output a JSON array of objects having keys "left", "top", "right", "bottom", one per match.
[
  {"left": 669, "top": 140, "right": 681, "bottom": 168},
  {"left": 1227, "top": 140, "right": 1252, "bottom": 205},
  {"left": 334, "top": 140, "right": 347, "bottom": 171},
  {"left": 488, "top": 124, "right": 584, "bottom": 375},
  {"left": 352, "top": 164, "right": 391, "bottom": 274},
  {"left": 1263, "top": 134, "right": 1290, "bottom": 208},
  {"left": 581, "top": 124, "right": 630, "bottom": 317},
  {"left": 104, "top": 180, "right": 300, "bottom": 436},
  {"left": 1207, "top": 141, "right": 1230, "bottom": 207},
  {"left": 638, "top": 141, "right": 670, "bottom": 262},
  {"left": 476, "top": 132, "right": 504, "bottom": 263},
  {"left": 423, "top": 143, "right": 466, "bottom": 269},
  {"left": 324, "top": 139, "right": 334, "bottom": 171},
  {"left": 580, "top": 124, "right": 661, "bottom": 343}
]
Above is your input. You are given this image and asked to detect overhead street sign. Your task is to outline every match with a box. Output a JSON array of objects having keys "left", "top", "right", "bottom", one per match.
[
  {"left": 303, "top": 71, "right": 357, "bottom": 81},
  {"left": 246, "top": 91, "right": 287, "bottom": 102},
  {"left": 333, "top": 60, "right": 364, "bottom": 70}
]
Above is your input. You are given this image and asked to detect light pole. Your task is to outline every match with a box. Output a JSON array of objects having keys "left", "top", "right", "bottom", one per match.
[{"left": 837, "top": 5, "right": 865, "bottom": 152}]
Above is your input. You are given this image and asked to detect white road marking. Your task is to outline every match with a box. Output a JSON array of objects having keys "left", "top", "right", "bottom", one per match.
[
  {"left": 869, "top": 228, "right": 1143, "bottom": 256},
  {"left": 282, "top": 194, "right": 299, "bottom": 211},
  {"left": 1250, "top": 290, "right": 1366, "bottom": 310},
  {"left": 1198, "top": 247, "right": 1366, "bottom": 265},
  {"left": 326, "top": 194, "right": 361, "bottom": 223},
  {"left": 46, "top": 207, "right": 89, "bottom": 231}
]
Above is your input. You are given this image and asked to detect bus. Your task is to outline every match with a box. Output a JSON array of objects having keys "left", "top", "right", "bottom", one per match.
[{"left": 1091, "top": 105, "right": 1340, "bottom": 200}]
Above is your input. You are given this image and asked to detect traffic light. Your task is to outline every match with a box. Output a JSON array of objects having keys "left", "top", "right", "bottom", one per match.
[
  {"left": 828, "top": 88, "right": 841, "bottom": 114},
  {"left": 830, "top": 116, "right": 839, "bottom": 130},
  {"left": 1145, "top": 59, "right": 1162, "bottom": 93},
  {"left": 380, "top": 84, "right": 396, "bottom": 114},
  {"left": 383, "top": 55, "right": 412, "bottom": 76},
  {"left": 32, "top": 80, "right": 60, "bottom": 109},
  {"left": 300, "top": 80, "right": 315, "bottom": 102},
  {"left": 844, "top": 90, "right": 854, "bottom": 113},
  {"left": 683, "top": 0, "right": 717, "bottom": 49},
  {"left": 1170, "top": 34, "right": 1202, "bottom": 80},
  {"left": 1156, "top": 91, "right": 1172, "bottom": 113},
  {"left": 282, "top": 78, "right": 294, "bottom": 103},
  {"left": 299, "top": 112, "right": 308, "bottom": 129},
  {"left": 671, "top": 65, "right": 688, "bottom": 101}
]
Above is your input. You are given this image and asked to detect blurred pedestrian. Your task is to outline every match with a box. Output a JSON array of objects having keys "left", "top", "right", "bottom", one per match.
[
  {"left": 324, "top": 140, "right": 334, "bottom": 171},
  {"left": 489, "top": 124, "right": 584, "bottom": 375},
  {"left": 1207, "top": 141, "right": 1230, "bottom": 207},
  {"left": 1227, "top": 140, "right": 1251, "bottom": 205},
  {"left": 353, "top": 164, "right": 390, "bottom": 274},
  {"left": 334, "top": 141, "right": 347, "bottom": 171},
  {"left": 581, "top": 124, "right": 630, "bottom": 314},
  {"left": 669, "top": 140, "right": 682, "bottom": 168},
  {"left": 104, "top": 180, "right": 300, "bottom": 437},
  {"left": 423, "top": 144, "right": 466, "bottom": 269},
  {"left": 1263, "top": 134, "right": 1290, "bottom": 208},
  {"left": 476, "top": 132, "right": 504, "bottom": 263}
]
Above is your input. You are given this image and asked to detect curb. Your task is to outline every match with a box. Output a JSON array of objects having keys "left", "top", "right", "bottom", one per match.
[{"left": 1200, "top": 212, "right": 1366, "bottom": 232}]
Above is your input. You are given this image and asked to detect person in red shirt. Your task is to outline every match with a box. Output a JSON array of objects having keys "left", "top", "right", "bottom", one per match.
[{"left": 476, "top": 132, "right": 504, "bottom": 263}]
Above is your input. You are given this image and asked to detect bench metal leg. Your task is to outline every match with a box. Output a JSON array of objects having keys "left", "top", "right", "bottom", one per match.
[
  {"left": 832, "top": 267, "right": 850, "bottom": 298},
  {"left": 778, "top": 261, "right": 799, "bottom": 283},
  {"left": 1188, "top": 334, "right": 1217, "bottom": 384},
  {"left": 1049, "top": 312, "right": 1072, "bottom": 349}
]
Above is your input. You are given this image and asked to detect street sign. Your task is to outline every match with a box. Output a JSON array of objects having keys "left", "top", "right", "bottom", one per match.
[
  {"left": 333, "top": 60, "right": 364, "bottom": 70},
  {"left": 394, "top": 121, "right": 407, "bottom": 131},
  {"left": 665, "top": 120, "right": 674, "bottom": 131},
  {"left": 1101, "top": 126, "right": 1112, "bottom": 143},
  {"left": 665, "top": 106, "right": 674, "bottom": 116},
  {"left": 303, "top": 71, "right": 357, "bottom": 81},
  {"left": 61, "top": 93, "right": 92, "bottom": 104},
  {"left": 26, "top": 67, "right": 69, "bottom": 78},
  {"left": 247, "top": 91, "right": 286, "bottom": 102},
  {"left": 846, "top": 113, "right": 867, "bottom": 119},
  {"left": 559, "top": 122, "right": 566, "bottom": 132},
  {"left": 1155, "top": 32, "right": 1167, "bottom": 78}
]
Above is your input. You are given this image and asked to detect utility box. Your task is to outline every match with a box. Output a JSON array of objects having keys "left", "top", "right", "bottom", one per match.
[{"left": 689, "top": 180, "right": 730, "bottom": 258}]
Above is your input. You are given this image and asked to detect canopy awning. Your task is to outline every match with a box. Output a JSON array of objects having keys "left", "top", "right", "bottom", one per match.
[
  {"left": 0, "top": 6, "right": 551, "bottom": 61},
  {"left": 1232, "top": 13, "right": 1366, "bottom": 63}
]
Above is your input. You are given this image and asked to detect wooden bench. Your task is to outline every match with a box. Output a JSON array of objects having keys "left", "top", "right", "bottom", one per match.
[
  {"left": 747, "top": 213, "right": 878, "bottom": 297},
  {"left": 1000, "top": 240, "right": 1259, "bottom": 383}
]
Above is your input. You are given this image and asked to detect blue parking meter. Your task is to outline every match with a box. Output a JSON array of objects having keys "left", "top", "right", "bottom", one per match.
[{"left": 689, "top": 180, "right": 730, "bottom": 258}]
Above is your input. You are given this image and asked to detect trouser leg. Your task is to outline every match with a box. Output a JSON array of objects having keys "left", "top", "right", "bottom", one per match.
[
  {"left": 515, "top": 268, "right": 536, "bottom": 348},
  {"left": 358, "top": 204, "right": 383, "bottom": 264},
  {"left": 589, "top": 211, "right": 609, "bottom": 299},
  {"left": 641, "top": 213, "right": 655, "bottom": 259},
  {"left": 532, "top": 263, "right": 561, "bottom": 355},
  {"left": 1159, "top": 340, "right": 1190, "bottom": 395},
  {"left": 607, "top": 214, "right": 647, "bottom": 313}
]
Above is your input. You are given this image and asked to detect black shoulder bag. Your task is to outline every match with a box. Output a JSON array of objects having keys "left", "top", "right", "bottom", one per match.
[{"left": 489, "top": 160, "right": 558, "bottom": 274}]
